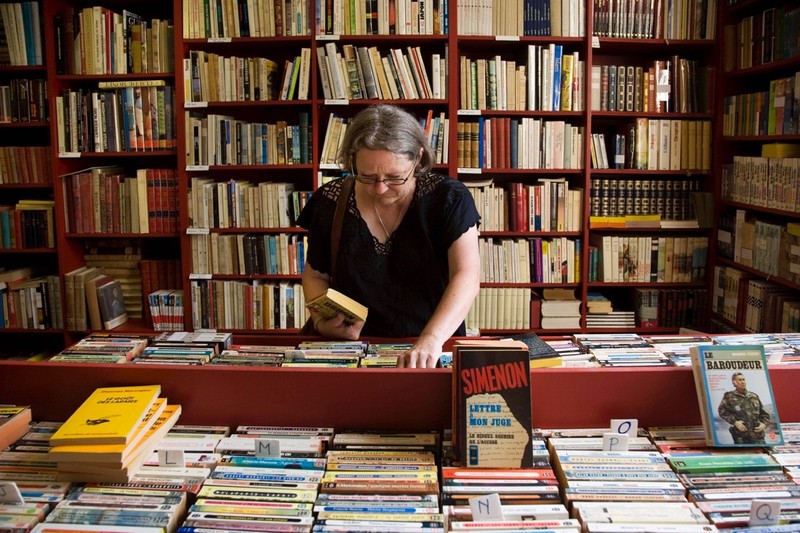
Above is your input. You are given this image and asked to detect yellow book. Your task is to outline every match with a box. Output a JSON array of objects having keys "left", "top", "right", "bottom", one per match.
[
  {"left": 49, "top": 385, "right": 161, "bottom": 447},
  {"left": 305, "top": 288, "right": 368, "bottom": 324},
  {"left": 53, "top": 404, "right": 182, "bottom": 475},
  {"left": 48, "top": 398, "right": 167, "bottom": 464}
]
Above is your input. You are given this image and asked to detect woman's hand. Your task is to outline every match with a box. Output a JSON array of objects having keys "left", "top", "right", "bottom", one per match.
[
  {"left": 315, "top": 313, "right": 364, "bottom": 340},
  {"left": 398, "top": 335, "right": 443, "bottom": 368}
]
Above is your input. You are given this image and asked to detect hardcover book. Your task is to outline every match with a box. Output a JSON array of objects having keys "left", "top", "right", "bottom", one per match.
[
  {"left": 305, "top": 288, "right": 368, "bottom": 324},
  {"left": 49, "top": 385, "right": 162, "bottom": 447},
  {"left": 690, "top": 344, "right": 783, "bottom": 447},
  {"left": 96, "top": 280, "right": 129, "bottom": 330},
  {"left": 453, "top": 340, "right": 533, "bottom": 468}
]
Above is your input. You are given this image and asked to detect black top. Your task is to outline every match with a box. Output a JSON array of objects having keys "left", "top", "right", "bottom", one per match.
[{"left": 297, "top": 172, "right": 480, "bottom": 337}]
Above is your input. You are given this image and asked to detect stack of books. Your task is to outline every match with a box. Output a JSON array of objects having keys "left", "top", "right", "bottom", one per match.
[
  {"left": 540, "top": 289, "right": 581, "bottom": 330},
  {"left": 47, "top": 385, "right": 181, "bottom": 482}
]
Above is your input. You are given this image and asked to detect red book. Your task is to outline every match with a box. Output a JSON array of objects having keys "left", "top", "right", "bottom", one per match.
[{"left": 146, "top": 169, "right": 159, "bottom": 232}]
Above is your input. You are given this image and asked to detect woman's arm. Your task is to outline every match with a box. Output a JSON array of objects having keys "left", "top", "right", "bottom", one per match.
[
  {"left": 398, "top": 225, "right": 481, "bottom": 368},
  {"left": 302, "top": 264, "right": 364, "bottom": 340}
]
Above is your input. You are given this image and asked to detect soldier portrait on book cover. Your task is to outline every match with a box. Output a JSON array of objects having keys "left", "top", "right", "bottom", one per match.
[{"left": 717, "top": 372, "right": 771, "bottom": 444}]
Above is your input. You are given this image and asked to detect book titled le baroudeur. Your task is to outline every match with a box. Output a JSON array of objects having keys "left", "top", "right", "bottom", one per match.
[{"left": 690, "top": 344, "right": 783, "bottom": 447}]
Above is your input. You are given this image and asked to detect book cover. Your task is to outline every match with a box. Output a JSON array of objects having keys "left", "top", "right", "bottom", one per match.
[
  {"left": 453, "top": 340, "right": 533, "bottom": 468},
  {"left": 96, "top": 280, "right": 128, "bottom": 330},
  {"left": 49, "top": 385, "right": 161, "bottom": 446},
  {"left": 690, "top": 344, "right": 783, "bottom": 447},
  {"left": 305, "top": 288, "right": 367, "bottom": 324}
]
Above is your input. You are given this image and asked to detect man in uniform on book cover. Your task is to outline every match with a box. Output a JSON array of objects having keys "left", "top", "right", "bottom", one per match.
[{"left": 717, "top": 372, "right": 770, "bottom": 444}]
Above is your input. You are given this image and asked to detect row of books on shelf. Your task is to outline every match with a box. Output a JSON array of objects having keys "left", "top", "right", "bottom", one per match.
[
  {"left": 56, "top": 82, "right": 177, "bottom": 154},
  {"left": 591, "top": 119, "right": 712, "bottom": 172},
  {"left": 185, "top": 111, "right": 310, "bottom": 167},
  {"left": 713, "top": 266, "right": 800, "bottom": 334},
  {"left": 590, "top": 177, "right": 700, "bottom": 221},
  {"left": 457, "top": 0, "right": 582, "bottom": 36},
  {"left": 55, "top": 7, "right": 173, "bottom": 75},
  {"left": 61, "top": 167, "right": 178, "bottom": 235},
  {"left": 322, "top": 0, "right": 446, "bottom": 35},
  {"left": 0, "top": 2, "right": 42, "bottom": 66},
  {"left": 592, "top": 0, "right": 715, "bottom": 40},
  {"left": 184, "top": 49, "right": 309, "bottom": 103},
  {"left": 632, "top": 287, "right": 708, "bottom": 330},
  {"left": 0, "top": 146, "right": 51, "bottom": 185},
  {"left": 722, "top": 209, "right": 796, "bottom": 279},
  {"left": 0, "top": 200, "right": 55, "bottom": 249},
  {"left": 460, "top": 46, "right": 584, "bottom": 112},
  {"left": 722, "top": 72, "right": 800, "bottom": 138},
  {"left": 588, "top": 235, "right": 708, "bottom": 284},
  {"left": 140, "top": 258, "right": 183, "bottom": 326},
  {"left": 63, "top": 266, "right": 130, "bottom": 332},
  {"left": 0, "top": 78, "right": 48, "bottom": 124},
  {"left": 591, "top": 59, "right": 714, "bottom": 115},
  {"left": 190, "top": 278, "right": 307, "bottom": 331},
  {"left": 722, "top": 155, "right": 800, "bottom": 214},
  {"left": 479, "top": 236, "right": 577, "bottom": 284},
  {"left": 468, "top": 179, "right": 582, "bottom": 232},
  {"left": 318, "top": 43, "right": 443, "bottom": 102},
  {"left": 84, "top": 243, "right": 145, "bottom": 321},
  {"left": 148, "top": 289, "right": 185, "bottom": 331},
  {"left": 457, "top": 118, "right": 583, "bottom": 170},
  {"left": 189, "top": 178, "right": 310, "bottom": 229},
  {"left": 190, "top": 232, "right": 307, "bottom": 276},
  {"left": 0, "top": 269, "right": 62, "bottom": 330},
  {"left": 183, "top": 0, "right": 310, "bottom": 38},
  {"left": 721, "top": 4, "right": 800, "bottom": 72}
]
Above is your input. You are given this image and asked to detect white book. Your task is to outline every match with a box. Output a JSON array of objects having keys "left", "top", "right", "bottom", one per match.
[{"left": 658, "top": 119, "right": 671, "bottom": 170}]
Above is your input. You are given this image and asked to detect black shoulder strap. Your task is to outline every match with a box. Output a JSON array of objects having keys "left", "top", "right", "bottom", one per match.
[{"left": 330, "top": 175, "right": 355, "bottom": 284}]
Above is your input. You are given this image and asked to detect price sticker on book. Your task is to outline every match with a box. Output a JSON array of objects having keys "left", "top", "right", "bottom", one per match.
[
  {"left": 255, "top": 438, "right": 281, "bottom": 458},
  {"left": 0, "top": 482, "right": 24, "bottom": 504},
  {"left": 610, "top": 418, "right": 638, "bottom": 436},
  {"left": 468, "top": 493, "right": 503, "bottom": 521},
  {"left": 158, "top": 449, "right": 186, "bottom": 468},
  {"left": 602, "top": 432, "right": 629, "bottom": 451},
  {"left": 749, "top": 499, "right": 780, "bottom": 526}
]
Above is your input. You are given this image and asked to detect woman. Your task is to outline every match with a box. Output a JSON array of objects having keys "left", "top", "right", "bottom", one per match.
[{"left": 297, "top": 105, "right": 480, "bottom": 368}]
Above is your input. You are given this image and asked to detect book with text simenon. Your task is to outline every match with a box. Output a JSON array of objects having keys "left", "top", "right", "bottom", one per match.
[
  {"left": 453, "top": 340, "right": 534, "bottom": 468},
  {"left": 305, "top": 288, "right": 368, "bottom": 324},
  {"left": 690, "top": 345, "right": 783, "bottom": 447},
  {"left": 49, "top": 385, "right": 162, "bottom": 447}
]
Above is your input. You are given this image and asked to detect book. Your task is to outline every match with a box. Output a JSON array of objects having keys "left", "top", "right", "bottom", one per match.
[
  {"left": 0, "top": 405, "right": 32, "bottom": 450},
  {"left": 49, "top": 385, "right": 162, "bottom": 447},
  {"left": 690, "top": 344, "right": 784, "bottom": 447},
  {"left": 85, "top": 273, "right": 115, "bottom": 331},
  {"left": 453, "top": 340, "right": 534, "bottom": 468},
  {"left": 305, "top": 288, "right": 368, "bottom": 324},
  {"left": 96, "top": 279, "right": 129, "bottom": 329}
]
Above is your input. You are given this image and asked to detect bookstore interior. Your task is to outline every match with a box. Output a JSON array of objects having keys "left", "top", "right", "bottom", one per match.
[{"left": 3, "top": 0, "right": 800, "bottom": 530}]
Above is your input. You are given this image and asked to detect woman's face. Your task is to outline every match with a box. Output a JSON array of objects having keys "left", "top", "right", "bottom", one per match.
[{"left": 352, "top": 149, "right": 417, "bottom": 205}]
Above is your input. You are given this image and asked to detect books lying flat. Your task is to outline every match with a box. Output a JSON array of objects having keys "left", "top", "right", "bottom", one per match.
[
  {"left": 0, "top": 405, "right": 32, "bottom": 451},
  {"left": 305, "top": 288, "right": 368, "bottom": 323},
  {"left": 49, "top": 385, "right": 162, "bottom": 447}
]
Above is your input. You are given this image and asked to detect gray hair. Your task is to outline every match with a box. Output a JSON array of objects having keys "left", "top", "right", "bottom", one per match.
[{"left": 337, "top": 105, "right": 435, "bottom": 175}]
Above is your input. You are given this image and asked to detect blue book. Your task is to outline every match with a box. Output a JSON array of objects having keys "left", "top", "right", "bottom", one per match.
[
  {"left": 21, "top": 2, "right": 35, "bottom": 65},
  {"left": 552, "top": 45, "right": 562, "bottom": 111},
  {"left": 267, "top": 235, "right": 278, "bottom": 274},
  {"left": 0, "top": 210, "right": 11, "bottom": 248},
  {"left": 291, "top": 124, "right": 301, "bottom": 164}
]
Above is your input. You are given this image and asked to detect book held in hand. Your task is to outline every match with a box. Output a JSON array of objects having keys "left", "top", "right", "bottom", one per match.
[
  {"left": 305, "top": 288, "right": 368, "bottom": 324},
  {"left": 690, "top": 344, "right": 784, "bottom": 447}
]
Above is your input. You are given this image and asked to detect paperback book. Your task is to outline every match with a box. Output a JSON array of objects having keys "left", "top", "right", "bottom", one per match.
[
  {"left": 305, "top": 288, "right": 368, "bottom": 324},
  {"left": 453, "top": 340, "right": 533, "bottom": 468},
  {"left": 690, "top": 344, "right": 784, "bottom": 447}
]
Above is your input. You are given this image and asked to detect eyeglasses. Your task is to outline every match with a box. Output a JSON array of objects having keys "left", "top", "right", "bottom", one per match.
[{"left": 352, "top": 157, "right": 417, "bottom": 186}]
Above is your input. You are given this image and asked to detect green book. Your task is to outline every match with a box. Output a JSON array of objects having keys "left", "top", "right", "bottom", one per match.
[{"left": 667, "top": 453, "right": 781, "bottom": 474}]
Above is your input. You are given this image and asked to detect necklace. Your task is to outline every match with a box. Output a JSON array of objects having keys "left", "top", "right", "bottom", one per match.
[{"left": 372, "top": 194, "right": 409, "bottom": 239}]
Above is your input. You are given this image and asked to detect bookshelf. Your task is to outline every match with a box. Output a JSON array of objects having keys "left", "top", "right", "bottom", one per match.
[
  {"left": 711, "top": 0, "right": 800, "bottom": 334},
  {"left": 11, "top": 0, "right": 789, "bottom": 348}
]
